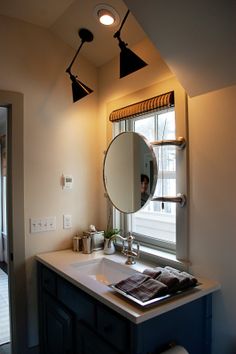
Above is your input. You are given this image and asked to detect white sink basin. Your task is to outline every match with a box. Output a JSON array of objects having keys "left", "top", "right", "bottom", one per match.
[{"left": 71, "top": 257, "right": 138, "bottom": 285}]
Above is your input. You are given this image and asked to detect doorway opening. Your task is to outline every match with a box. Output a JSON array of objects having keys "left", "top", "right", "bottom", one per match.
[
  {"left": 0, "top": 106, "right": 10, "bottom": 353},
  {"left": 0, "top": 91, "right": 26, "bottom": 354}
]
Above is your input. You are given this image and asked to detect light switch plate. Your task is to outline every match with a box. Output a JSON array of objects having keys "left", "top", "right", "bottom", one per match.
[
  {"left": 30, "top": 216, "right": 57, "bottom": 233},
  {"left": 30, "top": 218, "right": 38, "bottom": 233},
  {"left": 63, "top": 214, "right": 72, "bottom": 229},
  {"left": 46, "top": 217, "right": 56, "bottom": 231}
]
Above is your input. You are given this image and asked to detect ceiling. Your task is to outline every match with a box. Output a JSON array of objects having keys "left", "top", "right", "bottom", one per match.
[
  {"left": 125, "top": 0, "right": 236, "bottom": 96},
  {"left": 0, "top": 0, "right": 147, "bottom": 67}
]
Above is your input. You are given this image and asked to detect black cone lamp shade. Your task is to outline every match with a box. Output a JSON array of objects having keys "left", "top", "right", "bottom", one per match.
[
  {"left": 119, "top": 38, "right": 147, "bottom": 78},
  {"left": 70, "top": 73, "right": 93, "bottom": 102},
  {"left": 114, "top": 10, "right": 147, "bottom": 78},
  {"left": 66, "top": 28, "right": 94, "bottom": 103}
]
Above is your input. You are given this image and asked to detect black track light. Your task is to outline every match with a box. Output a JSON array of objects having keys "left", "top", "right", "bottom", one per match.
[
  {"left": 114, "top": 10, "right": 147, "bottom": 78},
  {"left": 66, "top": 28, "right": 94, "bottom": 103}
]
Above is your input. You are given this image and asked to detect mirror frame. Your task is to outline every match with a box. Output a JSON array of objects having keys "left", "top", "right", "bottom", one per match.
[{"left": 103, "top": 132, "right": 158, "bottom": 214}]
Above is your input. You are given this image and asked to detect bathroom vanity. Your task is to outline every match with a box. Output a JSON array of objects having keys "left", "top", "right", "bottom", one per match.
[{"left": 36, "top": 250, "right": 219, "bottom": 354}]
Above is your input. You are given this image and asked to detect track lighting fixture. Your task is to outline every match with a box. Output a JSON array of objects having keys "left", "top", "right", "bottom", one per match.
[
  {"left": 113, "top": 10, "right": 147, "bottom": 78},
  {"left": 65, "top": 28, "right": 94, "bottom": 103}
]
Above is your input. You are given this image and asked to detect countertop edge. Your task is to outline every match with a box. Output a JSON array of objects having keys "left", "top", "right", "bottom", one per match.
[{"left": 36, "top": 250, "right": 220, "bottom": 324}]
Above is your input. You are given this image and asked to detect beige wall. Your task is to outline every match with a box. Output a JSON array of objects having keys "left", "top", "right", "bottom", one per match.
[
  {"left": 188, "top": 85, "right": 236, "bottom": 354},
  {"left": 0, "top": 14, "right": 99, "bottom": 346}
]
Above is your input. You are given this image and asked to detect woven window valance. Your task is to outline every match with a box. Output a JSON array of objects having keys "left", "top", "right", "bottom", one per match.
[{"left": 109, "top": 91, "right": 174, "bottom": 122}]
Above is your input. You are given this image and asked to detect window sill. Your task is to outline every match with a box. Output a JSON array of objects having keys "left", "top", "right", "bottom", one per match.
[
  {"left": 139, "top": 244, "right": 189, "bottom": 271},
  {"left": 115, "top": 242, "right": 189, "bottom": 271}
]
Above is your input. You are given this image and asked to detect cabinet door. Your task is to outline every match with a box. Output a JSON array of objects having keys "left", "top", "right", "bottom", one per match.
[
  {"left": 42, "top": 293, "right": 74, "bottom": 354},
  {"left": 97, "top": 304, "right": 129, "bottom": 352},
  {"left": 76, "top": 321, "right": 120, "bottom": 354}
]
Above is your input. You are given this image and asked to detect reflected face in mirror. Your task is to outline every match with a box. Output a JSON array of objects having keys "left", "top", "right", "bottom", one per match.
[
  {"left": 103, "top": 132, "right": 158, "bottom": 213},
  {"left": 141, "top": 174, "right": 149, "bottom": 207}
]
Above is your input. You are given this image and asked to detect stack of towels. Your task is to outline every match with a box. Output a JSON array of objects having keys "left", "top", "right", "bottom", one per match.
[{"left": 114, "top": 266, "right": 198, "bottom": 303}]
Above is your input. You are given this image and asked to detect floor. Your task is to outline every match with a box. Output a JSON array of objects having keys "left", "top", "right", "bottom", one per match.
[
  {"left": 0, "top": 267, "right": 10, "bottom": 346},
  {"left": 0, "top": 343, "right": 11, "bottom": 354}
]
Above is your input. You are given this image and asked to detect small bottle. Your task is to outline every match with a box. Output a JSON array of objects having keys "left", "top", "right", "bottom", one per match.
[{"left": 72, "top": 234, "right": 80, "bottom": 252}]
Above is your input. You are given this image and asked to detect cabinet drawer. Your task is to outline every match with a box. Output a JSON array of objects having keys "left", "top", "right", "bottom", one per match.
[
  {"left": 97, "top": 304, "right": 129, "bottom": 353},
  {"left": 41, "top": 266, "right": 57, "bottom": 296},
  {"left": 57, "top": 278, "right": 96, "bottom": 328}
]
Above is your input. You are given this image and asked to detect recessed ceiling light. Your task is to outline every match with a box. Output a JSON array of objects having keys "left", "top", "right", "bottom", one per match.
[
  {"left": 98, "top": 9, "right": 114, "bottom": 25},
  {"left": 94, "top": 4, "right": 120, "bottom": 27}
]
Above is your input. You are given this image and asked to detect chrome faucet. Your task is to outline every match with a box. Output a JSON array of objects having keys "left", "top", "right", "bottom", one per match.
[{"left": 108, "top": 233, "right": 140, "bottom": 265}]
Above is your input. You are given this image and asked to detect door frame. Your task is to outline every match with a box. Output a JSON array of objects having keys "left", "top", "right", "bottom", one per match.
[{"left": 0, "top": 90, "right": 27, "bottom": 354}]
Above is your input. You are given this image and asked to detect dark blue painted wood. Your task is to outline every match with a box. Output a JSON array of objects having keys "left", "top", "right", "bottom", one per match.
[
  {"left": 43, "top": 293, "right": 74, "bottom": 354},
  {"left": 57, "top": 277, "right": 96, "bottom": 329},
  {"left": 76, "top": 321, "right": 120, "bottom": 354},
  {"left": 37, "top": 262, "right": 212, "bottom": 354},
  {"left": 131, "top": 296, "right": 212, "bottom": 354},
  {"left": 97, "top": 303, "right": 129, "bottom": 352},
  {"left": 41, "top": 266, "right": 57, "bottom": 297}
]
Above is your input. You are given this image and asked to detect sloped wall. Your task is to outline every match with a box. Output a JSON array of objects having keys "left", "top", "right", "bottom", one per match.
[{"left": 125, "top": 0, "right": 236, "bottom": 97}]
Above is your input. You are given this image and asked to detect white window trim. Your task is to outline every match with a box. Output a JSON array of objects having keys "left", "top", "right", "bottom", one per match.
[
  {"left": 113, "top": 108, "right": 178, "bottom": 249},
  {"left": 107, "top": 86, "right": 189, "bottom": 266}
]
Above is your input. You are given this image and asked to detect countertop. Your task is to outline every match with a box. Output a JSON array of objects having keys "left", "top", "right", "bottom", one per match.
[{"left": 36, "top": 249, "right": 220, "bottom": 324}]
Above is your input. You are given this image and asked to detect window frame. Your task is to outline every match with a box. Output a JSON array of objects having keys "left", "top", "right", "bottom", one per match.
[
  {"left": 106, "top": 83, "right": 188, "bottom": 263},
  {"left": 113, "top": 108, "right": 178, "bottom": 253}
]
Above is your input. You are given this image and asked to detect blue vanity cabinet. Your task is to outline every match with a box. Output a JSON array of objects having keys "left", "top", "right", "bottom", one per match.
[
  {"left": 38, "top": 266, "right": 75, "bottom": 354},
  {"left": 129, "top": 296, "right": 212, "bottom": 354},
  {"left": 38, "top": 262, "right": 121, "bottom": 354},
  {"left": 37, "top": 262, "right": 212, "bottom": 354},
  {"left": 42, "top": 293, "right": 74, "bottom": 354},
  {"left": 76, "top": 321, "right": 120, "bottom": 354}
]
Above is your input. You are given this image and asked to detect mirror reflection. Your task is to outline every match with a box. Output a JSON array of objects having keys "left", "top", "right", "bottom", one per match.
[{"left": 103, "top": 132, "right": 158, "bottom": 213}]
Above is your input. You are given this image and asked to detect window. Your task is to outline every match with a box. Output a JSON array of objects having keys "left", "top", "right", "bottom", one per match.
[
  {"left": 113, "top": 108, "right": 178, "bottom": 252},
  {"left": 109, "top": 87, "right": 188, "bottom": 261}
]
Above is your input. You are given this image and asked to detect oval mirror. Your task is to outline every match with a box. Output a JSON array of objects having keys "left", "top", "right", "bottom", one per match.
[{"left": 103, "top": 132, "right": 158, "bottom": 213}]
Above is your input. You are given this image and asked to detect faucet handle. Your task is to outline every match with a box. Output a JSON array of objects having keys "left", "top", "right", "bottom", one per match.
[
  {"left": 131, "top": 242, "right": 140, "bottom": 258},
  {"left": 127, "top": 232, "right": 135, "bottom": 241}
]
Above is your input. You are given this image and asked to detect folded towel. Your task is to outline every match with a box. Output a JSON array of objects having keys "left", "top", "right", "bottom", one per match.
[
  {"left": 142, "top": 268, "right": 162, "bottom": 279},
  {"left": 181, "top": 271, "right": 198, "bottom": 286},
  {"left": 165, "top": 266, "right": 198, "bottom": 290},
  {"left": 114, "top": 273, "right": 150, "bottom": 293},
  {"left": 128, "top": 278, "right": 168, "bottom": 302},
  {"left": 156, "top": 270, "right": 180, "bottom": 292}
]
